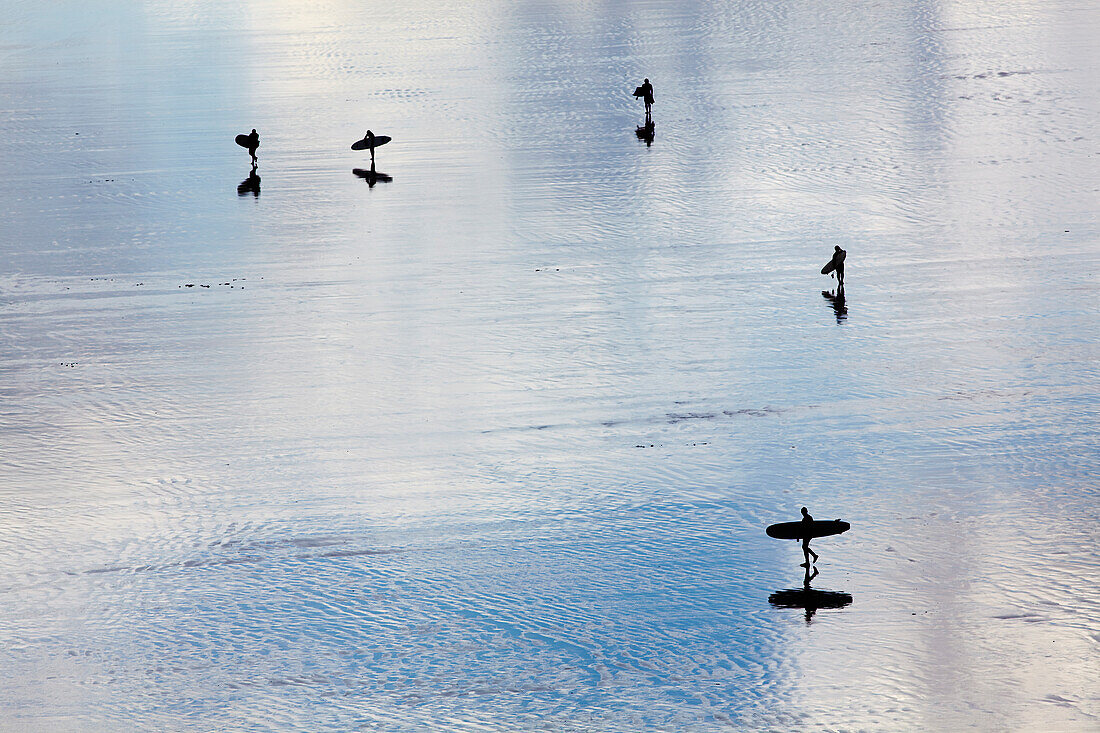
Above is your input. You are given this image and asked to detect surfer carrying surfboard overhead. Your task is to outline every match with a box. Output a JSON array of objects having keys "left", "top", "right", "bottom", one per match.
[{"left": 800, "top": 507, "right": 820, "bottom": 567}]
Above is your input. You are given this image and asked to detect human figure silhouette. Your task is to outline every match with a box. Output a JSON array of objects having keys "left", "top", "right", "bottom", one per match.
[
  {"left": 638, "top": 78, "right": 654, "bottom": 120},
  {"left": 800, "top": 506, "right": 819, "bottom": 567},
  {"left": 364, "top": 130, "right": 377, "bottom": 165},
  {"left": 245, "top": 129, "right": 259, "bottom": 166},
  {"left": 822, "top": 245, "right": 846, "bottom": 287}
]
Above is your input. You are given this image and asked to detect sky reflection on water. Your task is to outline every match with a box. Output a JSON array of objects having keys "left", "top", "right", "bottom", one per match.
[{"left": 1, "top": 0, "right": 1098, "bottom": 730}]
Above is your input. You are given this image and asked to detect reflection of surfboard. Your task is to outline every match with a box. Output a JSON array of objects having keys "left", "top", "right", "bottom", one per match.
[
  {"left": 821, "top": 261, "right": 837, "bottom": 275},
  {"left": 769, "top": 588, "right": 852, "bottom": 610},
  {"left": 766, "top": 520, "right": 850, "bottom": 540},
  {"left": 351, "top": 135, "right": 391, "bottom": 151},
  {"left": 352, "top": 168, "right": 392, "bottom": 184},
  {"left": 237, "top": 172, "right": 260, "bottom": 197}
]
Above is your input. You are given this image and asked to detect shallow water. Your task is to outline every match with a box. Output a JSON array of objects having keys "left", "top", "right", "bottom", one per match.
[{"left": 1, "top": 1, "right": 1098, "bottom": 730}]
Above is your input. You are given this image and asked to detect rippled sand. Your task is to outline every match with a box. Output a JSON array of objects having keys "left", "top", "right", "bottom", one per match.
[{"left": 1, "top": 1, "right": 1098, "bottom": 730}]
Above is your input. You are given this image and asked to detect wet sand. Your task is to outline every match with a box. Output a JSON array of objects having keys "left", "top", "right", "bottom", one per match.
[{"left": 1, "top": 1, "right": 1099, "bottom": 730}]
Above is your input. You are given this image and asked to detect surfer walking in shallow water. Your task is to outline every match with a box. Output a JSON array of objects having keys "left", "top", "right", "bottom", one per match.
[
  {"left": 245, "top": 129, "right": 259, "bottom": 167},
  {"left": 364, "top": 129, "right": 376, "bottom": 164},
  {"left": 821, "top": 245, "right": 846, "bottom": 288},
  {"left": 636, "top": 78, "right": 654, "bottom": 120},
  {"left": 800, "top": 507, "right": 819, "bottom": 567},
  {"left": 766, "top": 509, "right": 849, "bottom": 566}
]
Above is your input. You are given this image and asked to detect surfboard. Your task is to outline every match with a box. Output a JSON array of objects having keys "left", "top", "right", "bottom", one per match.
[
  {"left": 766, "top": 519, "right": 850, "bottom": 540},
  {"left": 351, "top": 135, "right": 391, "bottom": 151},
  {"left": 234, "top": 134, "right": 253, "bottom": 148},
  {"left": 822, "top": 249, "right": 845, "bottom": 275},
  {"left": 633, "top": 86, "right": 645, "bottom": 97}
]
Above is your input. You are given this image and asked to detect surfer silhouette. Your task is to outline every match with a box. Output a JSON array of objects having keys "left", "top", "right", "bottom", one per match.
[
  {"left": 800, "top": 507, "right": 819, "bottom": 567},
  {"left": 766, "top": 511, "right": 849, "bottom": 566},
  {"left": 234, "top": 129, "right": 260, "bottom": 166},
  {"left": 633, "top": 78, "right": 654, "bottom": 120},
  {"left": 245, "top": 129, "right": 259, "bottom": 166},
  {"left": 365, "top": 130, "right": 376, "bottom": 164},
  {"left": 351, "top": 129, "right": 393, "bottom": 164},
  {"left": 821, "top": 245, "right": 846, "bottom": 287}
]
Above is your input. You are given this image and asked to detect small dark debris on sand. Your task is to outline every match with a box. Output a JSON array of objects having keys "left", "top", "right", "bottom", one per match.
[{"left": 178, "top": 279, "right": 251, "bottom": 289}]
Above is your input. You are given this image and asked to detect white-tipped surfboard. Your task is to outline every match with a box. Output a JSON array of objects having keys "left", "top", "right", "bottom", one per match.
[{"left": 351, "top": 135, "right": 391, "bottom": 151}]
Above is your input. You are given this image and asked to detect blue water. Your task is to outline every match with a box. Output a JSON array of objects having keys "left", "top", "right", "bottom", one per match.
[{"left": 1, "top": 1, "right": 1098, "bottom": 730}]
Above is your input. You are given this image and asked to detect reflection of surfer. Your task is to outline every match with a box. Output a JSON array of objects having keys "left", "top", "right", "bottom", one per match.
[
  {"left": 768, "top": 565, "right": 853, "bottom": 623},
  {"left": 352, "top": 161, "right": 393, "bottom": 188},
  {"left": 245, "top": 129, "right": 259, "bottom": 166},
  {"left": 800, "top": 507, "right": 819, "bottom": 567},
  {"left": 821, "top": 245, "right": 846, "bottom": 287},
  {"left": 822, "top": 287, "right": 847, "bottom": 323},
  {"left": 237, "top": 168, "right": 260, "bottom": 197},
  {"left": 801, "top": 564, "right": 820, "bottom": 622},
  {"left": 803, "top": 564, "right": 819, "bottom": 587}
]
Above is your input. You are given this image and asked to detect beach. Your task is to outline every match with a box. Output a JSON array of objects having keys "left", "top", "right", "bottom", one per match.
[{"left": 1, "top": 1, "right": 1098, "bottom": 730}]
